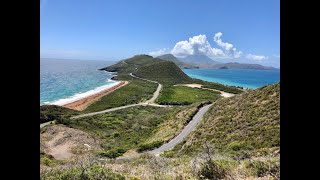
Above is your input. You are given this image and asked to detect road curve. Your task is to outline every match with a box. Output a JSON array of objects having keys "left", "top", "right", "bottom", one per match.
[
  {"left": 116, "top": 103, "right": 213, "bottom": 160},
  {"left": 41, "top": 73, "right": 164, "bottom": 127}
]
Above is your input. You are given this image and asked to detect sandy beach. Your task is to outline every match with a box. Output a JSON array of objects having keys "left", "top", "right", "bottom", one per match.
[
  {"left": 175, "top": 83, "right": 235, "bottom": 98},
  {"left": 62, "top": 81, "right": 128, "bottom": 111}
]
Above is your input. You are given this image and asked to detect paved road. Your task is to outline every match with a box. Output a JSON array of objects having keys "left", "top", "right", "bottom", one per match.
[
  {"left": 115, "top": 103, "right": 213, "bottom": 160},
  {"left": 129, "top": 73, "right": 162, "bottom": 104},
  {"left": 71, "top": 104, "right": 140, "bottom": 119},
  {"left": 40, "top": 121, "right": 55, "bottom": 128}
]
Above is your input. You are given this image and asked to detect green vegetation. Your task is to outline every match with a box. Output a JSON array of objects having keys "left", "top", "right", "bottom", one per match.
[
  {"left": 156, "top": 54, "right": 199, "bottom": 69},
  {"left": 200, "top": 81, "right": 243, "bottom": 94},
  {"left": 83, "top": 79, "right": 157, "bottom": 112},
  {"left": 137, "top": 141, "right": 163, "bottom": 152},
  {"left": 165, "top": 83, "right": 280, "bottom": 158},
  {"left": 40, "top": 105, "right": 80, "bottom": 124},
  {"left": 156, "top": 86, "right": 221, "bottom": 105},
  {"left": 134, "top": 61, "right": 193, "bottom": 85},
  {"left": 41, "top": 162, "right": 125, "bottom": 180},
  {"left": 100, "top": 54, "right": 246, "bottom": 92},
  {"left": 60, "top": 106, "right": 192, "bottom": 158},
  {"left": 100, "top": 54, "right": 157, "bottom": 74}
]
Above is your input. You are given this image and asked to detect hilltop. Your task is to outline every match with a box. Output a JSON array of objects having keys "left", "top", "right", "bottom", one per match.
[
  {"left": 156, "top": 54, "right": 199, "bottom": 69},
  {"left": 99, "top": 55, "right": 157, "bottom": 73},
  {"left": 100, "top": 55, "right": 193, "bottom": 84},
  {"left": 133, "top": 61, "right": 193, "bottom": 85}
]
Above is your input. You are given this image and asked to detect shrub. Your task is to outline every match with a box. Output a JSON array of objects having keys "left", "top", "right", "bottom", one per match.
[
  {"left": 244, "top": 159, "right": 280, "bottom": 178},
  {"left": 40, "top": 157, "right": 55, "bottom": 167},
  {"left": 197, "top": 160, "right": 226, "bottom": 180},
  {"left": 137, "top": 141, "right": 163, "bottom": 152},
  {"left": 98, "top": 148, "right": 127, "bottom": 158}
]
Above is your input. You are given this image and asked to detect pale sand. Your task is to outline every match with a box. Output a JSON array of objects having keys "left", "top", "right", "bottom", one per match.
[
  {"left": 175, "top": 83, "right": 235, "bottom": 98},
  {"left": 174, "top": 83, "right": 203, "bottom": 88},
  {"left": 63, "top": 81, "right": 128, "bottom": 111}
]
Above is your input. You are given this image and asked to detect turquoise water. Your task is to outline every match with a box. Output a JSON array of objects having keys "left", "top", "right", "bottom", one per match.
[
  {"left": 183, "top": 68, "right": 280, "bottom": 89},
  {"left": 40, "top": 59, "right": 115, "bottom": 105}
]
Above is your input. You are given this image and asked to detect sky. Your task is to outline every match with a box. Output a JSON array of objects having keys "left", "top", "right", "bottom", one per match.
[{"left": 40, "top": 0, "right": 280, "bottom": 68}]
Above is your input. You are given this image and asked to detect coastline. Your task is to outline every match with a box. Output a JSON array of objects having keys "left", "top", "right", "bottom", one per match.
[{"left": 62, "top": 80, "right": 128, "bottom": 111}]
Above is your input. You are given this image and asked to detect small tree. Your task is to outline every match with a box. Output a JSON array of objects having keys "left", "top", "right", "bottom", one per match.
[{"left": 193, "top": 141, "right": 226, "bottom": 180}]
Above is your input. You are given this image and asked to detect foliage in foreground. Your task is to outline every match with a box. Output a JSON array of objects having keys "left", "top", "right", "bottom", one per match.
[
  {"left": 60, "top": 106, "right": 191, "bottom": 158},
  {"left": 40, "top": 157, "right": 125, "bottom": 180},
  {"left": 165, "top": 83, "right": 280, "bottom": 158}
]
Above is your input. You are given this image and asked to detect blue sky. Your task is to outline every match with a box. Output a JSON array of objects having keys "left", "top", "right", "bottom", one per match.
[{"left": 40, "top": 0, "right": 280, "bottom": 68}]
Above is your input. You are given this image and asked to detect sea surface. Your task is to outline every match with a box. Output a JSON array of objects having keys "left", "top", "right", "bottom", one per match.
[
  {"left": 40, "top": 58, "right": 116, "bottom": 105},
  {"left": 183, "top": 68, "right": 280, "bottom": 89}
]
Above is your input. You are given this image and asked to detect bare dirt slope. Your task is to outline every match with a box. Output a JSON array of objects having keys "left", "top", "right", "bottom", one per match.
[{"left": 40, "top": 125, "right": 101, "bottom": 160}]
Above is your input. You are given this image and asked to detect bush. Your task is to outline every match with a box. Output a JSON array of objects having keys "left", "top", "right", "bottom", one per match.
[
  {"left": 40, "top": 157, "right": 55, "bottom": 167},
  {"left": 98, "top": 148, "right": 127, "bottom": 158},
  {"left": 40, "top": 163, "right": 125, "bottom": 179},
  {"left": 244, "top": 159, "right": 280, "bottom": 178},
  {"left": 137, "top": 141, "right": 163, "bottom": 152},
  {"left": 197, "top": 160, "right": 226, "bottom": 180}
]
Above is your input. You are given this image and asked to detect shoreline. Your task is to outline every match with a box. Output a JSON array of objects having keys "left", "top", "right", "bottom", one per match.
[{"left": 62, "top": 80, "right": 128, "bottom": 111}]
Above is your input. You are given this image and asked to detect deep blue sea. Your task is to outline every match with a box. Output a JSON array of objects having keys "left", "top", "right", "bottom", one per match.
[
  {"left": 183, "top": 68, "right": 280, "bottom": 89},
  {"left": 40, "top": 58, "right": 116, "bottom": 105}
]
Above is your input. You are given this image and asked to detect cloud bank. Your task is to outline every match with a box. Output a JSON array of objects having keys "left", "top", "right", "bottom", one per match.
[
  {"left": 246, "top": 54, "right": 269, "bottom": 61},
  {"left": 170, "top": 33, "right": 242, "bottom": 59},
  {"left": 149, "top": 32, "right": 270, "bottom": 63}
]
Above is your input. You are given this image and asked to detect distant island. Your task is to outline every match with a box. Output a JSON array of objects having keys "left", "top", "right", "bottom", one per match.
[{"left": 155, "top": 53, "right": 277, "bottom": 70}]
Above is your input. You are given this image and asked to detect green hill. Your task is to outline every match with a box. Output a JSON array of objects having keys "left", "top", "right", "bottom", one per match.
[
  {"left": 133, "top": 61, "right": 193, "bottom": 85},
  {"left": 99, "top": 55, "right": 157, "bottom": 73},
  {"left": 167, "top": 83, "right": 280, "bottom": 157},
  {"left": 99, "top": 54, "right": 194, "bottom": 84},
  {"left": 156, "top": 54, "right": 198, "bottom": 69}
]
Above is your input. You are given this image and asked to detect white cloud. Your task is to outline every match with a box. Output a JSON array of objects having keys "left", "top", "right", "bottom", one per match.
[
  {"left": 169, "top": 33, "right": 242, "bottom": 59},
  {"left": 170, "top": 34, "right": 227, "bottom": 58},
  {"left": 246, "top": 54, "right": 269, "bottom": 60},
  {"left": 274, "top": 54, "right": 280, "bottom": 58},
  {"left": 148, "top": 48, "right": 168, "bottom": 57},
  {"left": 213, "top": 32, "right": 234, "bottom": 51}
]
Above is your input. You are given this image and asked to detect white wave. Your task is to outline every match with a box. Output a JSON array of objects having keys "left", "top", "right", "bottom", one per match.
[{"left": 49, "top": 81, "right": 121, "bottom": 106}]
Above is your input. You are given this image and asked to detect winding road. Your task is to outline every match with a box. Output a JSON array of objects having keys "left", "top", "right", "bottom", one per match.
[
  {"left": 113, "top": 103, "right": 213, "bottom": 160},
  {"left": 41, "top": 73, "right": 164, "bottom": 126}
]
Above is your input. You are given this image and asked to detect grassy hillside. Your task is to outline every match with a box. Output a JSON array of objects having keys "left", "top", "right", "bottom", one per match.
[
  {"left": 165, "top": 83, "right": 280, "bottom": 158},
  {"left": 156, "top": 86, "right": 221, "bottom": 105},
  {"left": 83, "top": 79, "right": 157, "bottom": 112},
  {"left": 156, "top": 54, "right": 198, "bottom": 69},
  {"left": 134, "top": 61, "right": 193, "bottom": 85},
  {"left": 58, "top": 105, "right": 199, "bottom": 158},
  {"left": 99, "top": 55, "right": 157, "bottom": 73},
  {"left": 40, "top": 105, "right": 80, "bottom": 124}
]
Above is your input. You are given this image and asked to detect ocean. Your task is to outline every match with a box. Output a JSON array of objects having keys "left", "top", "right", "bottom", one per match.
[
  {"left": 183, "top": 68, "right": 280, "bottom": 89},
  {"left": 40, "top": 58, "right": 116, "bottom": 105}
]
